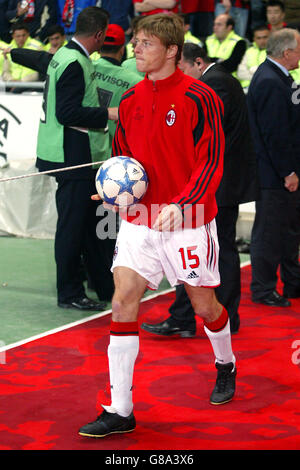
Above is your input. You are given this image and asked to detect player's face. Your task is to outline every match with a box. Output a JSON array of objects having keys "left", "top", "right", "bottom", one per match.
[{"left": 134, "top": 31, "right": 170, "bottom": 76}]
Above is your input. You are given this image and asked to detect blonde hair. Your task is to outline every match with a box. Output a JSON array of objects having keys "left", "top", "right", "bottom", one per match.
[{"left": 135, "top": 13, "right": 184, "bottom": 64}]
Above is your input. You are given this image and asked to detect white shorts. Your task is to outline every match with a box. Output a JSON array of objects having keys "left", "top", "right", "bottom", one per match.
[{"left": 111, "top": 219, "right": 220, "bottom": 290}]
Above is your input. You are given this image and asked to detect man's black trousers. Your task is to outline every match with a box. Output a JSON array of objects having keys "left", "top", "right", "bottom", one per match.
[
  {"left": 55, "top": 177, "right": 115, "bottom": 303},
  {"left": 169, "top": 206, "right": 241, "bottom": 331},
  {"left": 250, "top": 189, "right": 300, "bottom": 299}
]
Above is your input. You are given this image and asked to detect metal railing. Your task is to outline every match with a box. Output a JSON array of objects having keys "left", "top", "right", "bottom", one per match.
[{"left": 0, "top": 80, "right": 44, "bottom": 92}]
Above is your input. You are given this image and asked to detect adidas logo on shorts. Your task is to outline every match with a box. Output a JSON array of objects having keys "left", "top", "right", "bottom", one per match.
[{"left": 187, "top": 271, "right": 199, "bottom": 279}]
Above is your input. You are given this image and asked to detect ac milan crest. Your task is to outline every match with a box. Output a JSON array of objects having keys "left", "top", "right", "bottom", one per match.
[{"left": 166, "top": 109, "right": 176, "bottom": 126}]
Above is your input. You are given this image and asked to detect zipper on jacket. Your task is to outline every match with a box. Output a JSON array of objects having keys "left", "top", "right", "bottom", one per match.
[{"left": 152, "top": 82, "right": 157, "bottom": 112}]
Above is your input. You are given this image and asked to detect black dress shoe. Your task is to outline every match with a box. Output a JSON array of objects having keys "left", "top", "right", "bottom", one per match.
[
  {"left": 58, "top": 296, "right": 107, "bottom": 311},
  {"left": 252, "top": 290, "right": 291, "bottom": 307},
  {"left": 141, "top": 318, "right": 196, "bottom": 338},
  {"left": 283, "top": 286, "right": 300, "bottom": 298}
]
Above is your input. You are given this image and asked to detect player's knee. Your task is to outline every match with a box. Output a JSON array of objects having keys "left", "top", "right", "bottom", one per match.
[
  {"left": 194, "top": 300, "right": 222, "bottom": 323},
  {"left": 111, "top": 297, "right": 126, "bottom": 321},
  {"left": 195, "top": 307, "right": 214, "bottom": 322},
  {"left": 111, "top": 290, "right": 139, "bottom": 322}
]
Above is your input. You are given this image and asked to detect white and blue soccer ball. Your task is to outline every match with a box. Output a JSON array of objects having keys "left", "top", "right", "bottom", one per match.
[{"left": 95, "top": 156, "right": 148, "bottom": 208}]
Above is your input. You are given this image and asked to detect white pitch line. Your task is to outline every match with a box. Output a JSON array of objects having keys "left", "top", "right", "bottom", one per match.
[{"left": 0, "top": 287, "right": 175, "bottom": 353}]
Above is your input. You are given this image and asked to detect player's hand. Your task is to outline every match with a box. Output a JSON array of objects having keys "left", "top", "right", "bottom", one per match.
[
  {"left": 284, "top": 172, "right": 299, "bottom": 192},
  {"left": 104, "top": 202, "right": 120, "bottom": 213},
  {"left": 108, "top": 107, "right": 118, "bottom": 122},
  {"left": 91, "top": 194, "right": 120, "bottom": 212},
  {"left": 153, "top": 204, "right": 183, "bottom": 231}
]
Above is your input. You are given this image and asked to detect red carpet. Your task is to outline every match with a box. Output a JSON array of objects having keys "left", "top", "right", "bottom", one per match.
[{"left": 0, "top": 265, "right": 300, "bottom": 450}]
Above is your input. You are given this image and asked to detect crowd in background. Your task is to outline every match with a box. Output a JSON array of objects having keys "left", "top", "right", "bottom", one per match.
[{"left": 0, "top": 1, "right": 300, "bottom": 87}]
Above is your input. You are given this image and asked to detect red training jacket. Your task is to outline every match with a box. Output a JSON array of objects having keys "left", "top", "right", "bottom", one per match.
[{"left": 112, "top": 67, "right": 225, "bottom": 228}]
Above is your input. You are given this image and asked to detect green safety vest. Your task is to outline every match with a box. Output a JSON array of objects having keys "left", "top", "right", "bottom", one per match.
[
  {"left": 37, "top": 46, "right": 109, "bottom": 164},
  {"left": 184, "top": 31, "right": 203, "bottom": 47},
  {"left": 121, "top": 57, "right": 145, "bottom": 78},
  {"left": 239, "top": 44, "right": 267, "bottom": 88},
  {"left": 126, "top": 42, "right": 134, "bottom": 59},
  {"left": 93, "top": 57, "right": 142, "bottom": 154},
  {"left": 206, "top": 30, "right": 244, "bottom": 77}
]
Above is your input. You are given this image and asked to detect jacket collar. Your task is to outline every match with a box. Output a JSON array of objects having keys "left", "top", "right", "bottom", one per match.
[
  {"left": 144, "top": 66, "right": 184, "bottom": 89},
  {"left": 67, "top": 38, "right": 90, "bottom": 58}
]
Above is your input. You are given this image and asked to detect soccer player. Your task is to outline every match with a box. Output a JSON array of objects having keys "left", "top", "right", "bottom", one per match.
[{"left": 79, "top": 13, "right": 237, "bottom": 438}]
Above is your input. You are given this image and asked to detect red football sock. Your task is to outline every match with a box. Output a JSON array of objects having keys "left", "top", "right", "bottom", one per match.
[{"left": 203, "top": 307, "right": 228, "bottom": 332}]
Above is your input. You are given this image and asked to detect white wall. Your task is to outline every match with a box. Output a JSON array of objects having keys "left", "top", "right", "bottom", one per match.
[
  {"left": 0, "top": 93, "right": 42, "bottom": 164},
  {"left": 0, "top": 92, "right": 57, "bottom": 239}
]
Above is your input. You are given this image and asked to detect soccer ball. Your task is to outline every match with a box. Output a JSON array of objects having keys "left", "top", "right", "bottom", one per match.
[{"left": 95, "top": 156, "right": 148, "bottom": 208}]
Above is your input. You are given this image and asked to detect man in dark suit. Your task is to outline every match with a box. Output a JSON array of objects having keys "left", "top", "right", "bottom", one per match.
[
  {"left": 35, "top": 6, "right": 119, "bottom": 311},
  {"left": 247, "top": 28, "right": 300, "bottom": 306},
  {"left": 141, "top": 42, "right": 260, "bottom": 337}
]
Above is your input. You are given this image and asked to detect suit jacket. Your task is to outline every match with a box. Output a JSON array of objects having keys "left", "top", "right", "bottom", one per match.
[
  {"left": 35, "top": 40, "right": 108, "bottom": 179},
  {"left": 247, "top": 58, "right": 300, "bottom": 188},
  {"left": 201, "top": 63, "right": 260, "bottom": 206},
  {"left": 11, "top": 48, "right": 52, "bottom": 78}
]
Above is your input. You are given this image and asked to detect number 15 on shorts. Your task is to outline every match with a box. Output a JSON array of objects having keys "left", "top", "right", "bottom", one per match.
[{"left": 178, "top": 246, "right": 200, "bottom": 269}]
